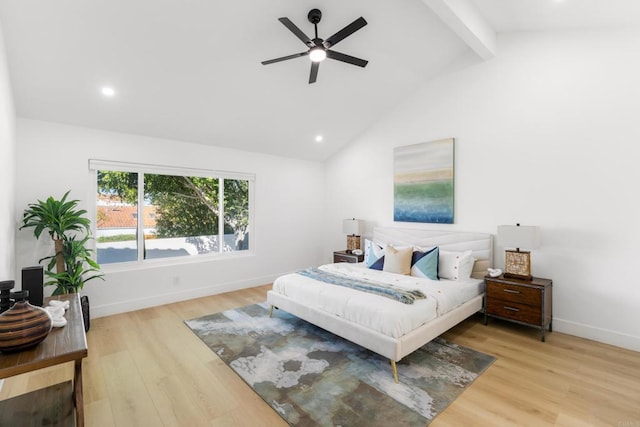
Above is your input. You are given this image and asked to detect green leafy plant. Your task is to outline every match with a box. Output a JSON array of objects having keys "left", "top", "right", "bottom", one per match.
[
  {"left": 41, "top": 235, "right": 104, "bottom": 295},
  {"left": 20, "top": 191, "right": 103, "bottom": 294}
]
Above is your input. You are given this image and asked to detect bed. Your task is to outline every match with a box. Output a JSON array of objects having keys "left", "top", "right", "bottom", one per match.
[{"left": 266, "top": 227, "right": 493, "bottom": 382}]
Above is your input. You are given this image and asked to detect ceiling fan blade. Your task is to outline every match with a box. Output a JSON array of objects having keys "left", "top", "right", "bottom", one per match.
[
  {"left": 278, "top": 17, "right": 314, "bottom": 47},
  {"left": 309, "top": 61, "right": 319, "bottom": 84},
  {"left": 261, "top": 51, "right": 309, "bottom": 65},
  {"left": 324, "top": 17, "right": 367, "bottom": 48},
  {"left": 326, "top": 50, "right": 368, "bottom": 68}
]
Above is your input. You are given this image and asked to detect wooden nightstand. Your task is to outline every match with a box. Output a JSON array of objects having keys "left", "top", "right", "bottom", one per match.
[
  {"left": 333, "top": 250, "right": 364, "bottom": 263},
  {"left": 484, "top": 274, "right": 553, "bottom": 342}
]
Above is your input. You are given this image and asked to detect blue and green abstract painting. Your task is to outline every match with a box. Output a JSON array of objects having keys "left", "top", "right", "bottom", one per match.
[{"left": 394, "top": 139, "right": 454, "bottom": 224}]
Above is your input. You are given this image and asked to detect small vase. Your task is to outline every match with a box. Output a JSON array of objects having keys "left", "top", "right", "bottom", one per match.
[{"left": 0, "top": 290, "right": 53, "bottom": 352}]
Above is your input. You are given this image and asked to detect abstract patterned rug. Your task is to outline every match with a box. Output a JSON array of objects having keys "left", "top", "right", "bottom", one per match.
[{"left": 185, "top": 302, "right": 495, "bottom": 426}]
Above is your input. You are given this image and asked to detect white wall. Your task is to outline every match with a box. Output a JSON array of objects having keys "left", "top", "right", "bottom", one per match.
[
  {"left": 324, "top": 28, "right": 640, "bottom": 351},
  {"left": 0, "top": 20, "right": 16, "bottom": 282},
  {"left": 15, "top": 119, "right": 326, "bottom": 317}
]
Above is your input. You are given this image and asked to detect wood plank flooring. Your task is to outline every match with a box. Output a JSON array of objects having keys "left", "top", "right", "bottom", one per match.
[{"left": 1, "top": 284, "right": 639, "bottom": 426}]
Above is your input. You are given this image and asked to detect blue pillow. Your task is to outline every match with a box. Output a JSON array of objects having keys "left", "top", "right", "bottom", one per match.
[
  {"left": 369, "top": 255, "right": 385, "bottom": 271},
  {"left": 410, "top": 247, "right": 439, "bottom": 280},
  {"left": 364, "top": 239, "right": 385, "bottom": 268}
]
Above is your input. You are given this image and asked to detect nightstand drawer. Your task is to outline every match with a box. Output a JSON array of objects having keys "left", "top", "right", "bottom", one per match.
[
  {"left": 334, "top": 253, "right": 355, "bottom": 263},
  {"left": 333, "top": 251, "right": 364, "bottom": 263},
  {"left": 485, "top": 299, "right": 541, "bottom": 325},
  {"left": 486, "top": 281, "right": 541, "bottom": 306}
]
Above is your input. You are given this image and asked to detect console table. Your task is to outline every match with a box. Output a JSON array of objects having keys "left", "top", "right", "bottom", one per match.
[{"left": 0, "top": 293, "right": 88, "bottom": 426}]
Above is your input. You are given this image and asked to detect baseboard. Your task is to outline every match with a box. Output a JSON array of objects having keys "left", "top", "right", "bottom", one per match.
[
  {"left": 90, "top": 273, "right": 281, "bottom": 319},
  {"left": 88, "top": 282, "right": 640, "bottom": 353},
  {"left": 554, "top": 318, "right": 640, "bottom": 352}
]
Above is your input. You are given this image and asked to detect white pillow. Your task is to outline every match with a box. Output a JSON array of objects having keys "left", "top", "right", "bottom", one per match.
[
  {"left": 459, "top": 255, "right": 477, "bottom": 280},
  {"left": 364, "top": 239, "right": 385, "bottom": 267},
  {"left": 439, "top": 250, "right": 475, "bottom": 281}
]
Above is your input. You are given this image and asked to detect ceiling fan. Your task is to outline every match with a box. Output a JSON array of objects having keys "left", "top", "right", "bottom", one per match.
[{"left": 261, "top": 9, "right": 368, "bottom": 84}]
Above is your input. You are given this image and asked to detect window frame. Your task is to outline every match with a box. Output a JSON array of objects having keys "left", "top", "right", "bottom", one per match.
[{"left": 89, "top": 159, "right": 255, "bottom": 271}]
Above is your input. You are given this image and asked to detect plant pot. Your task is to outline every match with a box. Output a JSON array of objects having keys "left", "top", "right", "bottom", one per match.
[{"left": 0, "top": 290, "right": 53, "bottom": 352}]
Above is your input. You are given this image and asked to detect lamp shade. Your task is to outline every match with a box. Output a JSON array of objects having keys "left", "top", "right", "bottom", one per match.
[
  {"left": 497, "top": 225, "right": 540, "bottom": 249},
  {"left": 342, "top": 218, "right": 362, "bottom": 236}
]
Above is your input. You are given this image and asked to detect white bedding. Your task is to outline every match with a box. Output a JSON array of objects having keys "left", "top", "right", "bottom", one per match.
[{"left": 272, "top": 262, "right": 484, "bottom": 339}]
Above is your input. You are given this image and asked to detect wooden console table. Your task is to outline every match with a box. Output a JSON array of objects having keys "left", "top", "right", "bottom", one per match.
[{"left": 0, "top": 293, "right": 88, "bottom": 426}]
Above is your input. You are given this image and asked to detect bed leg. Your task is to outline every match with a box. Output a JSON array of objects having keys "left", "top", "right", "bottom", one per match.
[
  {"left": 390, "top": 360, "right": 399, "bottom": 384},
  {"left": 269, "top": 305, "right": 274, "bottom": 318}
]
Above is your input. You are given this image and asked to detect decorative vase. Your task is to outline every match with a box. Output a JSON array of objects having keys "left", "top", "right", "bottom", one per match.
[{"left": 0, "top": 290, "right": 53, "bottom": 352}]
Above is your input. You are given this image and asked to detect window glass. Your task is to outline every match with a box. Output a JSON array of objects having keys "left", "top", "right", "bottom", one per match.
[
  {"left": 224, "top": 179, "right": 250, "bottom": 251},
  {"left": 94, "top": 164, "right": 252, "bottom": 265},
  {"left": 96, "top": 171, "right": 138, "bottom": 264},
  {"left": 144, "top": 174, "right": 220, "bottom": 259}
]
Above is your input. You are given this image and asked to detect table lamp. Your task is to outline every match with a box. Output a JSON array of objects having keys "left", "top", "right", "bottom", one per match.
[
  {"left": 497, "top": 224, "right": 540, "bottom": 280},
  {"left": 342, "top": 218, "right": 362, "bottom": 253}
]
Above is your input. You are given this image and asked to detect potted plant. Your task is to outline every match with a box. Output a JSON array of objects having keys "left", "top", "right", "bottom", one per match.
[
  {"left": 20, "top": 191, "right": 103, "bottom": 330},
  {"left": 40, "top": 235, "right": 103, "bottom": 294}
]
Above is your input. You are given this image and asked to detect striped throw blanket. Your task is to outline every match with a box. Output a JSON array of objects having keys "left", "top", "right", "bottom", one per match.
[{"left": 297, "top": 267, "right": 426, "bottom": 304}]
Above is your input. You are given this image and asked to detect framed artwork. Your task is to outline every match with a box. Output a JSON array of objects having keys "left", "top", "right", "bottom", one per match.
[{"left": 393, "top": 138, "right": 454, "bottom": 224}]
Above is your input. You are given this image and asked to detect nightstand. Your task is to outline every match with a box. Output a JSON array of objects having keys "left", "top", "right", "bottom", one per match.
[
  {"left": 333, "top": 250, "right": 364, "bottom": 263},
  {"left": 484, "top": 274, "right": 553, "bottom": 342}
]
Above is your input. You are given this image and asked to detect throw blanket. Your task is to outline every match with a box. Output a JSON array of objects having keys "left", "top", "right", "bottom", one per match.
[{"left": 297, "top": 267, "right": 426, "bottom": 304}]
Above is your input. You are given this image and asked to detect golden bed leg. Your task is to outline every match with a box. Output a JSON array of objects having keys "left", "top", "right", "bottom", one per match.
[
  {"left": 269, "top": 305, "right": 274, "bottom": 318},
  {"left": 390, "top": 360, "right": 399, "bottom": 384}
]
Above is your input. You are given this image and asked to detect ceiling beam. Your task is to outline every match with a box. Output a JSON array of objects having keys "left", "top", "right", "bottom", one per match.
[{"left": 422, "top": 0, "right": 497, "bottom": 60}]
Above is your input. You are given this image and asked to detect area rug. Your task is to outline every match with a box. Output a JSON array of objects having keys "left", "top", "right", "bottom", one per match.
[{"left": 185, "top": 302, "right": 495, "bottom": 427}]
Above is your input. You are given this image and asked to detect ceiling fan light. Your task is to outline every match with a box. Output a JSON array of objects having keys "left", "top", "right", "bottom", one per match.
[{"left": 309, "top": 47, "right": 327, "bottom": 62}]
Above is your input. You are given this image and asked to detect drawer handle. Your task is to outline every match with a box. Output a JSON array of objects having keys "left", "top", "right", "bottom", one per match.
[
  {"left": 503, "top": 306, "right": 520, "bottom": 312},
  {"left": 503, "top": 289, "right": 521, "bottom": 294}
]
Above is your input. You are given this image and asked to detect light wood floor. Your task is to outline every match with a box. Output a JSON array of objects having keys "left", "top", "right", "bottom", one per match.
[{"left": 1, "top": 285, "right": 639, "bottom": 426}]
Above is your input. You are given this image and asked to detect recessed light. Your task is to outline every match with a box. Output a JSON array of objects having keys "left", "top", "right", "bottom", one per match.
[
  {"left": 315, "top": 135, "right": 323, "bottom": 143},
  {"left": 101, "top": 86, "right": 115, "bottom": 97}
]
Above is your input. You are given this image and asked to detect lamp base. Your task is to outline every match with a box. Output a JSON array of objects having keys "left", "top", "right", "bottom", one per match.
[
  {"left": 346, "top": 235, "right": 361, "bottom": 253},
  {"left": 504, "top": 250, "right": 533, "bottom": 281}
]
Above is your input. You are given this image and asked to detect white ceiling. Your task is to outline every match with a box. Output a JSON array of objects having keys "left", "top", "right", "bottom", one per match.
[
  {"left": 1, "top": 0, "right": 639, "bottom": 161},
  {"left": 475, "top": 0, "right": 640, "bottom": 32}
]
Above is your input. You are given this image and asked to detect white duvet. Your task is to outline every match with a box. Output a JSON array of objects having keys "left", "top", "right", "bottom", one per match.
[{"left": 272, "top": 262, "right": 484, "bottom": 339}]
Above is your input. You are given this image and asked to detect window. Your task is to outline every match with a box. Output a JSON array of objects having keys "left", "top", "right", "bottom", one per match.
[{"left": 91, "top": 160, "right": 253, "bottom": 265}]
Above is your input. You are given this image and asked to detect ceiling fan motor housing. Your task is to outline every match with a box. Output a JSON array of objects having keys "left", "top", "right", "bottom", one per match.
[{"left": 308, "top": 9, "right": 322, "bottom": 24}]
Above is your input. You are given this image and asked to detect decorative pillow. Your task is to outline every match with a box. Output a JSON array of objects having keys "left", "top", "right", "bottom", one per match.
[
  {"left": 382, "top": 245, "right": 413, "bottom": 275},
  {"left": 364, "top": 239, "right": 385, "bottom": 268},
  {"left": 369, "top": 255, "right": 385, "bottom": 270},
  {"left": 471, "top": 259, "right": 490, "bottom": 279},
  {"left": 410, "top": 247, "right": 439, "bottom": 280},
  {"left": 438, "top": 250, "right": 475, "bottom": 281},
  {"left": 459, "top": 255, "right": 477, "bottom": 280}
]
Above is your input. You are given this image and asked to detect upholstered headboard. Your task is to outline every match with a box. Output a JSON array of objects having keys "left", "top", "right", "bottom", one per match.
[{"left": 372, "top": 227, "right": 493, "bottom": 278}]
